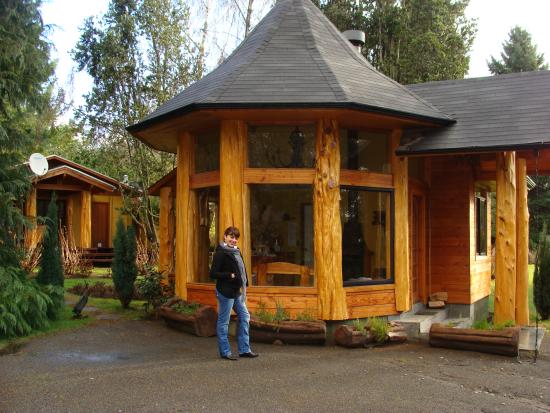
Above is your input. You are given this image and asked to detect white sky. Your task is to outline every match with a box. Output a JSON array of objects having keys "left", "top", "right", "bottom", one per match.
[{"left": 41, "top": 0, "right": 550, "bottom": 120}]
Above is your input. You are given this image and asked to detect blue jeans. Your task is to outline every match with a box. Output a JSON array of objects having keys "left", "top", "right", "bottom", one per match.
[{"left": 216, "top": 289, "right": 251, "bottom": 357}]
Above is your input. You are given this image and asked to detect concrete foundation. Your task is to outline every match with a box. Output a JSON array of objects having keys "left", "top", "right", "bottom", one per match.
[{"left": 447, "top": 296, "right": 489, "bottom": 323}]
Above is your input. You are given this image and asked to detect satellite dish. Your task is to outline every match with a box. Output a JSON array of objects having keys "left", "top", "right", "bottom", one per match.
[{"left": 29, "top": 153, "right": 49, "bottom": 176}]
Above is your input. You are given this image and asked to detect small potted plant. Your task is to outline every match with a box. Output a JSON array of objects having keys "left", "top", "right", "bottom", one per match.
[
  {"left": 249, "top": 302, "right": 326, "bottom": 345},
  {"left": 334, "top": 318, "right": 406, "bottom": 348},
  {"left": 159, "top": 298, "right": 217, "bottom": 337}
]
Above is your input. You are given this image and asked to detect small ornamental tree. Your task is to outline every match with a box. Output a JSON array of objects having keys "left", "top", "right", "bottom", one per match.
[
  {"left": 37, "top": 193, "right": 64, "bottom": 287},
  {"left": 112, "top": 218, "right": 138, "bottom": 308},
  {"left": 534, "top": 227, "right": 550, "bottom": 320}
]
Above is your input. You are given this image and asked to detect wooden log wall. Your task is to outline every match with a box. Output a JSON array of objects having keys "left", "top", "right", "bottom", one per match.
[
  {"left": 345, "top": 284, "right": 396, "bottom": 318},
  {"left": 515, "top": 157, "right": 529, "bottom": 325},
  {"left": 219, "top": 120, "right": 251, "bottom": 278},
  {"left": 80, "top": 190, "right": 92, "bottom": 249},
  {"left": 494, "top": 151, "right": 517, "bottom": 324},
  {"left": 175, "top": 132, "right": 193, "bottom": 299},
  {"left": 24, "top": 187, "right": 38, "bottom": 249},
  {"left": 390, "top": 130, "right": 410, "bottom": 311},
  {"left": 314, "top": 119, "right": 347, "bottom": 320},
  {"left": 158, "top": 186, "right": 175, "bottom": 277},
  {"left": 429, "top": 157, "right": 472, "bottom": 303}
]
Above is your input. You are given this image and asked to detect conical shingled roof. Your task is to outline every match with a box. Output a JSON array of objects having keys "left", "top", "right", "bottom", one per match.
[{"left": 128, "top": 0, "right": 451, "bottom": 132}]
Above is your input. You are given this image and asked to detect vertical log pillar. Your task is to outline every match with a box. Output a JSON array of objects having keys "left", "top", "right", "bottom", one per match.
[
  {"left": 24, "top": 186, "right": 38, "bottom": 249},
  {"left": 391, "top": 130, "right": 410, "bottom": 312},
  {"left": 495, "top": 151, "right": 516, "bottom": 324},
  {"left": 219, "top": 120, "right": 251, "bottom": 278},
  {"left": 175, "top": 132, "right": 193, "bottom": 299},
  {"left": 314, "top": 118, "right": 347, "bottom": 320},
  {"left": 80, "top": 190, "right": 92, "bottom": 248},
  {"left": 66, "top": 196, "right": 74, "bottom": 245},
  {"left": 158, "top": 186, "right": 175, "bottom": 281},
  {"left": 515, "top": 157, "right": 529, "bottom": 325}
]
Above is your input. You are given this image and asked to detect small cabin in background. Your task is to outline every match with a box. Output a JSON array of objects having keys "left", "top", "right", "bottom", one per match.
[{"left": 25, "top": 155, "right": 131, "bottom": 264}]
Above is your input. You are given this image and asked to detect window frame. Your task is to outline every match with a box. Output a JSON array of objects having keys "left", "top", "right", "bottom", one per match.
[{"left": 475, "top": 191, "right": 488, "bottom": 257}]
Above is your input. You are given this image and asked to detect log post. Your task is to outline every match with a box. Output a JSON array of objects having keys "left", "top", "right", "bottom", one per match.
[
  {"left": 175, "top": 132, "right": 193, "bottom": 299},
  {"left": 80, "top": 190, "right": 92, "bottom": 248},
  {"left": 391, "top": 130, "right": 410, "bottom": 312},
  {"left": 219, "top": 120, "right": 251, "bottom": 278},
  {"left": 495, "top": 151, "right": 516, "bottom": 324},
  {"left": 24, "top": 186, "right": 38, "bottom": 249},
  {"left": 515, "top": 157, "right": 529, "bottom": 325},
  {"left": 66, "top": 196, "right": 74, "bottom": 245},
  {"left": 158, "top": 186, "right": 175, "bottom": 280},
  {"left": 314, "top": 118, "right": 347, "bottom": 320}
]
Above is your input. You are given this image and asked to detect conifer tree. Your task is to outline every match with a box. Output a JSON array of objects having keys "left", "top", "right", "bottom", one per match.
[
  {"left": 534, "top": 228, "right": 550, "bottom": 320},
  {"left": 112, "top": 218, "right": 138, "bottom": 308},
  {"left": 37, "top": 193, "right": 64, "bottom": 287}
]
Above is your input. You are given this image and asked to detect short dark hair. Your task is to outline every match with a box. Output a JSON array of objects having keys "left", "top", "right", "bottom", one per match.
[{"left": 224, "top": 226, "right": 240, "bottom": 239}]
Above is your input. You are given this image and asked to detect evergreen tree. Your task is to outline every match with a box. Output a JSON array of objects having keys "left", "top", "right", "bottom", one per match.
[
  {"left": 112, "top": 218, "right": 138, "bottom": 308},
  {"left": 36, "top": 193, "right": 64, "bottom": 287},
  {"left": 488, "top": 26, "right": 548, "bottom": 75},
  {"left": 534, "top": 228, "right": 550, "bottom": 320}
]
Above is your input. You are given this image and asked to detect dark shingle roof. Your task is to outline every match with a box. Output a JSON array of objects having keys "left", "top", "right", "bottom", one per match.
[
  {"left": 128, "top": 0, "right": 451, "bottom": 133},
  {"left": 399, "top": 70, "right": 550, "bottom": 155}
]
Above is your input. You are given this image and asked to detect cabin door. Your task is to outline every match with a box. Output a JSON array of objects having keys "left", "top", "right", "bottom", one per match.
[
  {"left": 92, "top": 202, "right": 109, "bottom": 248},
  {"left": 410, "top": 194, "right": 426, "bottom": 304}
]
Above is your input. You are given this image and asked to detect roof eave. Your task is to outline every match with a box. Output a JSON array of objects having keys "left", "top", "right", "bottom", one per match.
[{"left": 396, "top": 141, "right": 550, "bottom": 156}]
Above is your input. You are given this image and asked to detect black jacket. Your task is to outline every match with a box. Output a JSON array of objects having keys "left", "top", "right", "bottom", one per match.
[{"left": 209, "top": 245, "right": 248, "bottom": 298}]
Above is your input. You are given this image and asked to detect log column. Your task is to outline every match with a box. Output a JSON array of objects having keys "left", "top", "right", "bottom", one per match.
[
  {"left": 158, "top": 186, "right": 175, "bottom": 280},
  {"left": 314, "top": 118, "right": 347, "bottom": 320},
  {"left": 495, "top": 151, "right": 516, "bottom": 324},
  {"left": 24, "top": 186, "right": 38, "bottom": 249},
  {"left": 175, "top": 132, "right": 193, "bottom": 299},
  {"left": 515, "top": 157, "right": 529, "bottom": 325},
  {"left": 391, "top": 130, "right": 410, "bottom": 312},
  {"left": 219, "top": 120, "right": 251, "bottom": 277},
  {"left": 66, "top": 196, "right": 74, "bottom": 245},
  {"left": 80, "top": 190, "right": 92, "bottom": 248}
]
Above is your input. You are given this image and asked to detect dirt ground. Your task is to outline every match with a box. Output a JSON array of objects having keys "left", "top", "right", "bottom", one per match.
[{"left": 1, "top": 318, "right": 549, "bottom": 413}]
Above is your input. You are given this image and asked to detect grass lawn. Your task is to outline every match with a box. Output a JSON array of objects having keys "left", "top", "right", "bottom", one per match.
[
  {"left": 488, "top": 264, "right": 550, "bottom": 329},
  {"left": 1, "top": 270, "right": 148, "bottom": 354}
]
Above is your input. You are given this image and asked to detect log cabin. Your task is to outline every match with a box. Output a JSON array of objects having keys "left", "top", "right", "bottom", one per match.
[
  {"left": 25, "top": 155, "right": 132, "bottom": 264},
  {"left": 129, "top": 0, "right": 550, "bottom": 326}
]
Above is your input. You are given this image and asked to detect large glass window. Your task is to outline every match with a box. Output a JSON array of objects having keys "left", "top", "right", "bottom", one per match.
[
  {"left": 194, "top": 130, "right": 220, "bottom": 173},
  {"left": 248, "top": 125, "right": 315, "bottom": 168},
  {"left": 340, "top": 130, "right": 389, "bottom": 173},
  {"left": 194, "top": 186, "right": 219, "bottom": 283},
  {"left": 250, "top": 184, "right": 314, "bottom": 286},
  {"left": 475, "top": 192, "right": 488, "bottom": 256},
  {"left": 340, "top": 187, "right": 393, "bottom": 286}
]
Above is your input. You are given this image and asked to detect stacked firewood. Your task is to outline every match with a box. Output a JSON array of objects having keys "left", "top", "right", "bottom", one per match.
[{"left": 428, "top": 291, "right": 448, "bottom": 309}]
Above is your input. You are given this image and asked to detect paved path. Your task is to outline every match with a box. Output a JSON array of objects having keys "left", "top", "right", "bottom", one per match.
[{"left": 1, "top": 319, "right": 549, "bottom": 412}]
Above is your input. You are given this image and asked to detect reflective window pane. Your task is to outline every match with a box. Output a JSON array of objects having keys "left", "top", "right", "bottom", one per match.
[
  {"left": 250, "top": 185, "right": 314, "bottom": 286},
  {"left": 248, "top": 125, "right": 315, "bottom": 168},
  {"left": 194, "top": 186, "right": 219, "bottom": 283},
  {"left": 195, "top": 130, "right": 220, "bottom": 173},
  {"left": 341, "top": 188, "right": 393, "bottom": 286},
  {"left": 340, "top": 130, "right": 389, "bottom": 173}
]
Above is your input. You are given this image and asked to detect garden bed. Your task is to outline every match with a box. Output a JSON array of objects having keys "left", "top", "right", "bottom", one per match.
[
  {"left": 159, "top": 299, "right": 217, "bottom": 337},
  {"left": 429, "top": 323, "right": 520, "bottom": 357},
  {"left": 249, "top": 318, "right": 327, "bottom": 345}
]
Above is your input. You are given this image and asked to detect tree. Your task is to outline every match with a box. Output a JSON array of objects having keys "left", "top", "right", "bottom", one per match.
[
  {"left": 73, "top": 0, "right": 203, "bottom": 246},
  {"left": 112, "top": 218, "right": 138, "bottom": 308},
  {"left": 316, "top": 0, "right": 477, "bottom": 84},
  {"left": 0, "top": 0, "right": 64, "bottom": 337},
  {"left": 488, "top": 26, "right": 548, "bottom": 75},
  {"left": 534, "top": 227, "right": 550, "bottom": 320},
  {"left": 36, "top": 193, "right": 64, "bottom": 288}
]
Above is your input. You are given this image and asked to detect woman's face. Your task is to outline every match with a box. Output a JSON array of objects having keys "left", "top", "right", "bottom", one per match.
[{"left": 224, "top": 233, "right": 238, "bottom": 248}]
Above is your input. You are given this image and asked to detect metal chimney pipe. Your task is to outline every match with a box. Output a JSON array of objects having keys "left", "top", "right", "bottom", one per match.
[{"left": 342, "top": 30, "right": 365, "bottom": 53}]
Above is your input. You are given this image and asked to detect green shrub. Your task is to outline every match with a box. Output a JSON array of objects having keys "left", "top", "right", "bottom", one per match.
[
  {"left": 295, "top": 308, "right": 316, "bottom": 321},
  {"left": 36, "top": 193, "right": 64, "bottom": 288},
  {"left": 171, "top": 301, "right": 200, "bottom": 315},
  {"left": 273, "top": 302, "right": 290, "bottom": 322},
  {"left": 136, "top": 269, "right": 165, "bottom": 312},
  {"left": 534, "top": 228, "right": 550, "bottom": 320},
  {"left": 351, "top": 318, "right": 369, "bottom": 335},
  {"left": 254, "top": 300, "right": 275, "bottom": 323},
  {"left": 112, "top": 218, "right": 138, "bottom": 308},
  {"left": 473, "top": 319, "right": 515, "bottom": 330},
  {"left": 368, "top": 317, "right": 389, "bottom": 343}
]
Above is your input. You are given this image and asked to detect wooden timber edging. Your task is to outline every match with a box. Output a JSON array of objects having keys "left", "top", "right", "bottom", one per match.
[
  {"left": 429, "top": 323, "right": 520, "bottom": 357},
  {"left": 249, "top": 318, "right": 327, "bottom": 345},
  {"left": 159, "top": 302, "right": 217, "bottom": 337}
]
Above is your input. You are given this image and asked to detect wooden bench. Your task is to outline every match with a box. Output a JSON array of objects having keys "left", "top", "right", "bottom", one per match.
[{"left": 255, "top": 261, "right": 312, "bottom": 287}]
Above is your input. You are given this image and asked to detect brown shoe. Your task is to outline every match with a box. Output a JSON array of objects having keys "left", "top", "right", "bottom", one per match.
[
  {"left": 221, "top": 354, "right": 239, "bottom": 361},
  {"left": 239, "top": 351, "right": 259, "bottom": 358}
]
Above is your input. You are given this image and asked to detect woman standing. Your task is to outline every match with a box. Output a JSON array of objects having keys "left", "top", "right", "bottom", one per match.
[{"left": 210, "top": 226, "right": 259, "bottom": 360}]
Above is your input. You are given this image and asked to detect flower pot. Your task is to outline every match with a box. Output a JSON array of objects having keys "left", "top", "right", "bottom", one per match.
[
  {"left": 159, "top": 300, "right": 217, "bottom": 337},
  {"left": 249, "top": 318, "right": 326, "bottom": 345}
]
